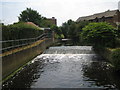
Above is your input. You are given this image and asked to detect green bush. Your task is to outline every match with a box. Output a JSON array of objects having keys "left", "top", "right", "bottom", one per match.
[
  {"left": 117, "top": 24, "right": 120, "bottom": 38},
  {"left": 115, "top": 38, "right": 120, "bottom": 48},
  {"left": 81, "top": 22, "right": 116, "bottom": 47},
  {"left": 2, "top": 22, "right": 43, "bottom": 49},
  {"left": 2, "top": 22, "right": 43, "bottom": 40},
  {"left": 60, "top": 20, "right": 89, "bottom": 45},
  {"left": 111, "top": 48, "right": 120, "bottom": 70}
]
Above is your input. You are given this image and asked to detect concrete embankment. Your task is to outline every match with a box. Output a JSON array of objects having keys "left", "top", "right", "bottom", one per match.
[{"left": 2, "top": 38, "right": 53, "bottom": 80}]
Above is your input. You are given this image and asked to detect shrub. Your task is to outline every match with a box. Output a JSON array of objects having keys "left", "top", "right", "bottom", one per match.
[
  {"left": 110, "top": 48, "right": 120, "bottom": 70},
  {"left": 2, "top": 22, "right": 43, "bottom": 49},
  {"left": 117, "top": 24, "right": 120, "bottom": 38},
  {"left": 81, "top": 22, "right": 116, "bottom": 47},
  {"left": 2, "top": 22, "right": 43, "bottom": 40}
]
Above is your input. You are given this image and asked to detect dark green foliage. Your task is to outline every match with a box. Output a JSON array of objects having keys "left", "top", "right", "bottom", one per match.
[
  {"left": 117, "top": 24, "right": 120, "bottom": 38},
  {"left": 111, "top": 48, "right": 120, "bottom": 70},
  {"left": 51, "top": 25, "right": 64, "bottom": 39},
  {"left": 60, "top": 20, "right": 89, "bottom": 44},
  {"left": 2, "top": 22, "right": 43, "bottom": 49},
  {"left": 18, "top": 8, "right": 43, "bottom": 26},
  {"left": 81, "top": 22, "right": 116, "bottom": 47},
  {"left": 18, "top": 8, "right": 54, "bottom": 28},
  {"left": 2, "top": 22, "right": 43, "bottom": 40},
  {"left": 41, "top": 19, "right": 55, "bottom": 28}
]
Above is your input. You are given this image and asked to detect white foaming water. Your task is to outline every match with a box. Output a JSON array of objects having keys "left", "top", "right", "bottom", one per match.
[{"left": 43, "top": 46, "right": 94, "bottom": 54}]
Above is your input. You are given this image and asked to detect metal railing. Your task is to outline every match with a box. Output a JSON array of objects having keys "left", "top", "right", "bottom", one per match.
[{"left": 0, "top": 33, "right": 52, "bottom": 53}]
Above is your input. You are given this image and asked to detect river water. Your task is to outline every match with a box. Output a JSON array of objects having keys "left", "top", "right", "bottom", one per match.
[{"left": 2, "top": 46, "right": 120, "bottom": 89}]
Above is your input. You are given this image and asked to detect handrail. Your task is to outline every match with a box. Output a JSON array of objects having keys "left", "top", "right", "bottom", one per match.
[
  {"left": 0, "top": 33, "right": 53, "bottom": 53},
  {"left": 0, "top": 33, "right": 47, "bottom": 43}
]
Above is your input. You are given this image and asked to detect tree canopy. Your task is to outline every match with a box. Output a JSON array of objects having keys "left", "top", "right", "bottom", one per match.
[
  {"left": 18, "top": 8, "right": 44, "bottom": 26},
  {"left": 18, "top": 8, "right": 56, "bottom": 28},
  {"left": 60, "top": 20, "right": 89, "bottom": 44},
  {"left": 81, "top": 22, "right": 116, "bottom": 47}
]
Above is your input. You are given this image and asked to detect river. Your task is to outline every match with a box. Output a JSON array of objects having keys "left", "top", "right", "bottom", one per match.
[{"left": 2, "top": 46, "right": 120, "bottom": 89}]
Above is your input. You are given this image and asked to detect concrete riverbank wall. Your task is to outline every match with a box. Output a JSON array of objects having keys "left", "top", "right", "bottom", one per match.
[{"left": 2, "top": 39, "right": 53, "bottom": 79}]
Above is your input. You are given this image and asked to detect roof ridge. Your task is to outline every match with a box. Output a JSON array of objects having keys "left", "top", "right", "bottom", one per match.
[{"left": 77, "top": 9, "right": 118, "bottom": 22}]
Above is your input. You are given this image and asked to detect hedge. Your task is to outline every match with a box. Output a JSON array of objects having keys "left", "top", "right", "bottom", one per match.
[
  {"left": 110, "top": 48, "right": 120, "bottom": 70},
  {"left": 95, "top": 47, "right": 120, "bottom": 71},
  {"left": 2, "top": 22, "right": 43, "bottom": 40},
  {"left": 2, "top": 22, "right": 43, "bottom": 49}
]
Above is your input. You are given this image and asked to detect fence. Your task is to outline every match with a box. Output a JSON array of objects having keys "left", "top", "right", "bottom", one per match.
[{"left": 0, "top": 32, "right": 53, "bottom": 53}]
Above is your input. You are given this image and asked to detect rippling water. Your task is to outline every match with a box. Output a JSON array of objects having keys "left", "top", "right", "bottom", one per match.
[{"left": 2, "top": 46, "right": 120, "bottom": 89}]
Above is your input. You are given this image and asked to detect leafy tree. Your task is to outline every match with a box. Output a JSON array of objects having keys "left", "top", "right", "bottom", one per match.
[
  {"left": 18, "top": 8, "right": 43, "bottom": 26},
  {"left": 60, "top": 19, "right": 75, "bottom": 38},
  {"left": 117, "top": 24, "right": 120, "bottom": 38},
  {"left": 41, "top": 19, "right": 55, "bottom": 28},
  {"left": 60, "top": 20, "right": 89, "bottom": 44},
  {"left": 51, "top": 25, "right": 64, "bottom": 39},
  {"left": 76, "top": 21, "right": 89, "bottom": 32},
  {"left": 81, "top": 22, "right": 116, "bottom": 47}
]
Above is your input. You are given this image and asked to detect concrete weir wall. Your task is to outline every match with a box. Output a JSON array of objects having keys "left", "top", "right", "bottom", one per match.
[{"left": 2, "top": 39, "right": 53, "bottom": 79}]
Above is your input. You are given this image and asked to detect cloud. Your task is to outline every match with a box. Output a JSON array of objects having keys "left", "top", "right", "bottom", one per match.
[
  {"left": 118, "top": 1, "right": 120, "bottom": 11},
  {"left": 1, "top": 0, "right": 119, "bottom": 26},
  {"left": 2, "top": 2, "right": 27, "bottom": 24},
  {"left": 25, "top": 0, "right": 119, "bottom": 25},
  {"left": 2, "top": 0, "right": 27, "bottom": 2}
]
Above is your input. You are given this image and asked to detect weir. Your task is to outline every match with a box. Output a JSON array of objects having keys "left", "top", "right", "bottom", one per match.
[
  {"left": 43, "top": 46, "right": 94, "bottom": 54},
  {"left": 2, "top": 46, "right": 120, "bottom": 89}
]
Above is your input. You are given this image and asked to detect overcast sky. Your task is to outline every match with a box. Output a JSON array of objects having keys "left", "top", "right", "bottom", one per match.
[{"left": 1, "top": 0, "right": 119, "bottom": 26}]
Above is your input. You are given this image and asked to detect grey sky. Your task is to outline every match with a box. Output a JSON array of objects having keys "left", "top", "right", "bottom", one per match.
[{"left": 1, "top": 0, "right": 119, "bottom": 26}]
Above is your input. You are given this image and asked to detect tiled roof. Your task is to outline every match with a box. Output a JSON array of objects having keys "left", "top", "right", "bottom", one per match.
[
  {"left": 26, "top": 22, "right": 40, "bottom": 28},
  {"left": 76, "top": 10, "right": 118, "bottom": 22}
]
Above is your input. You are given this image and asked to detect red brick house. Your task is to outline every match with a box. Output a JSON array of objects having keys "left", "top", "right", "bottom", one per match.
[
  {"left": 76, "top": 9, "right": 120, "bottom": 27},
  {"left": 46, "top": 17, "right": 57, "bottom": 26},
  {"left": 26, "top": 22, "right": 40, "bottom": 28}
]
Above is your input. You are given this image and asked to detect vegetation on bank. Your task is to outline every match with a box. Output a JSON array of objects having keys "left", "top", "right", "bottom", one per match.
[
  {"left": 95, "top": 47, "right": 120, "bottom": 71},
  {"left": 2, "top": 22, "right": 43, "bottom": 49},
  {"left": 58, "top": 20, "right": 89, "bottom": 45},
  {"left": 81, "top": 22, "right": 117, "bottom": 48},
  {"left": 2, "top": 22, "right": 43, "bottom": 41},
  {"left": 79, "top": 22, "right": 120, "bottom": 71},
  {"left": 111, "top": 48, "right": 120, "bottom": 70}
]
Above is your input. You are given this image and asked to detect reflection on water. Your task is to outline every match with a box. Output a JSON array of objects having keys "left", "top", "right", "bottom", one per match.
[{"left": 2, "top": 46, "right": 120, "bottom": 89}]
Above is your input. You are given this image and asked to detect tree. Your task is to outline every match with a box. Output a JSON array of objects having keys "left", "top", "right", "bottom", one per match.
[
  {"left": 51, "top": 25, "right": 64, "bottom": 39},
  {"left": 18, "top": 8, "right": 43, "bottom": 26},
  {"left": 40, "top": 19, "right": 55, "bottom": 28},
  {"left": 60, "top": 20, "right": 89, "bottom": 45},
  {"left": 117, "top": 24, "right": 120, "bottom": 38},
  {"left": 81, "top": 22, "right": 116, "bottom": 47},
  {"left": 60, "top": 19, "right": 75, "bottom": 38}
]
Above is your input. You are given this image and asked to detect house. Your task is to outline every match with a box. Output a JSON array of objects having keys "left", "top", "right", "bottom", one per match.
[
  {"left": 26, "top": 22, "right": 40, "bottom": 28},
  {"left": 76, "top": 9, "right": 120, "bottom": 27},
  {"left": 46, "top": 17, "right": 57, "bottom": 26}
]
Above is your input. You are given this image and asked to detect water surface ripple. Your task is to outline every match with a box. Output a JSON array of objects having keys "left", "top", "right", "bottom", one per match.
[{"left": 2, "top": 46, "right": 120, "bottom": 89}]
